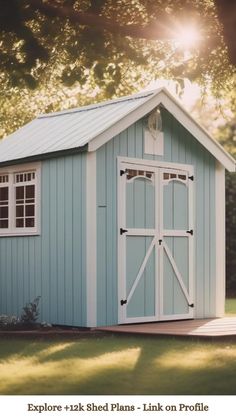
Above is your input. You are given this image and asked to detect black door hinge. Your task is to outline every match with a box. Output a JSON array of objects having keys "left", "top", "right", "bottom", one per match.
[
  {"left": 120, "top": 299, "right": 127, "bottom": 306},
  {"left": 120, "top": 169, "right": 127, "bottom": 176},
  {"left": 186, "top": 229, "right": 193, "bottom": 235},
  {"left": 188, "top": 175, "right": 194, "bottom": 181},
  {"left": 188, "top": 303, "right": 194, "bottom": 308},
  {"left": 120, "top": 228, "right": 128, "bottom": 235}
]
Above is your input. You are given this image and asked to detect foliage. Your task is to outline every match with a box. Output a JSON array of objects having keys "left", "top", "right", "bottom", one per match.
[
  {"left": 0, "top": 314, "right": 20, "bottom": 329},
  {"left": 20, "top": 296, "right": 41, "bottom": 324},
  {"left": 225, "top": 172, "right": 236, "bottom": 296},
  {"left": 0, "top": 1, "right": 235, "bottom": 139},
  {"left": 216, "top": 118, "right": 236, "bottom": 296},
  {"left": 0, "top": 1, "right": 234, "bottom": 94}
]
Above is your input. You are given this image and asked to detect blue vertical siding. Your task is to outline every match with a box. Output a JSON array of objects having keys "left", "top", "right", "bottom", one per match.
[
  {"left": 96, "top": 109, "right": 216, "bottom": 326},
  {"left": 0, "top": 153, "right": 87, "bottom": 326}
]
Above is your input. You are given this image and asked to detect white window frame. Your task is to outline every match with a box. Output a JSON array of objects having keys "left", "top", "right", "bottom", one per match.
[{"left": 0, "top": 162, "right": 41, "bottom": 236}]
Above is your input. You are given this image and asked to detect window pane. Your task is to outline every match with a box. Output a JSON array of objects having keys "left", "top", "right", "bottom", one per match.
[
  {"left": 16, "top": 186, "right": 24, "bottom": 200},
  {"left": 0, "top": 187, "right": 8, "bottom": 201},
  {"left": 26, "top": 218, "right": 35, "bottom": 227},
  {"left": 0, "top": 207, "right": 8, "bottom": 219},
  {"left": 16, "top": 219, "right": 24, "bottom": 228},
  {"left": 0, "top": 220, "right": 8, "bottom": 228},
  {"left": 26, "top": 185, "right": 35, "bottom": 199},
  {"left": 16, "top": 205, "right": 24, "bottom": 217},
  {"left": 26, "top": 205, "right": 34, "bottom": 216}
]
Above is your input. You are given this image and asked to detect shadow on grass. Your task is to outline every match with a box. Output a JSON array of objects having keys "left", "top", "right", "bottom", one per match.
[{"left": 0, "top": 335, "right": 236, "bottom": 395}]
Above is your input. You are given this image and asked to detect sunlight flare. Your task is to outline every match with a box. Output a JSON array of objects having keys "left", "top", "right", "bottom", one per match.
[{"left": 175, "top": 24, "right": 201, "bottom": 48}]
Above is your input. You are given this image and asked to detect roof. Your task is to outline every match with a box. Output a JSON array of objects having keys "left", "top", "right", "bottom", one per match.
[{"left": 0, "top": 88, "right": 235, "bottom": 171}]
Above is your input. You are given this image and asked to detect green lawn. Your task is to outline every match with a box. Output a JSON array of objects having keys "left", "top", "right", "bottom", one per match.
[
  {"left": 225, "top": 298, "right": 236, "bottom": 315},
  {"left": 1, "top": 335, "right": 236, "bottom": 395},
  {"left": 0, "top": 299, "right": 235, "bottom": 395}
]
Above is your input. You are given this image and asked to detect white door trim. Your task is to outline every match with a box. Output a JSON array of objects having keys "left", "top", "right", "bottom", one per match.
[
  {"left": 117, "top": 156, "right": 194, "bottom": 173},
  {"left": 117, "top": 157, "right": 194, "bottom": 324}
]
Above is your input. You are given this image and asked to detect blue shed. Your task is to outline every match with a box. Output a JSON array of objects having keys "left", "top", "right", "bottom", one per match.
[{"left": 0, "top": 88, "right": 235, "bottom": 327}]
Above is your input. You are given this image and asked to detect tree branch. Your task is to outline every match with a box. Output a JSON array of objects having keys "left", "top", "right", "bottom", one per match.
[{"left": 29, "top": 0, "right": 172, "bottom": 40}]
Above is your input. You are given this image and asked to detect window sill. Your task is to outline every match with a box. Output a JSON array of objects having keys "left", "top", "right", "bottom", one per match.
[{"left": 0, "top": 230, "right": 40, "bottom": 237}]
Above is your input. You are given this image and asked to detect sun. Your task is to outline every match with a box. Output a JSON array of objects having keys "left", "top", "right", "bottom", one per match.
[{"left": 175, "top": 25, "right": 201, "bottom": 48}]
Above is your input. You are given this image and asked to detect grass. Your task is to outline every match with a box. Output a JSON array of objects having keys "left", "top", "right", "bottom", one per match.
[
  {"left": 225, "top": 298, "right": 236, "bottom": 315},
  {"left": 1, "top": 335, "right": 236, "bottom": 395},
  {"left": 0, "top": 298, "right": 235, "bottom": 396}
]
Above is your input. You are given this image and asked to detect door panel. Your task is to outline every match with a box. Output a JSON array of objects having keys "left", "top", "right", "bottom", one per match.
[
  {"left": 126, "top": 174, "right": 155, "bottom": 229},
  {"left": 126, "top": 236, "right": 155, "bottom": 318},
  {"left": 163, "top": 179, "right": 188, "bottom": 230},
  {"left": 118, "top": 161, "right": 194, "bottom": 324},
  {"left": 163, "top": 237, "right": 189, "bottom": 316}
]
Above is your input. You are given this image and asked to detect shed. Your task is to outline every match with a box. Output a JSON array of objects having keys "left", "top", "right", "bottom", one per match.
[{"left": 0, "top": 88, "right": 235, "bottom": 327}]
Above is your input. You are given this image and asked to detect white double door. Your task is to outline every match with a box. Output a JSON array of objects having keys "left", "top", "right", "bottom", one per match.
[{"left": 118, "top": 159, "right": 194, "bottom": 324}]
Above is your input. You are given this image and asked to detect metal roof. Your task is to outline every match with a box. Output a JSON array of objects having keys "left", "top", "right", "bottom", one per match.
[
  {"left": 0, "top": 87, "right": 235, "bottom": 171},
  {"left": 0, "top": 90, "right": 155, "bottom": 164}
]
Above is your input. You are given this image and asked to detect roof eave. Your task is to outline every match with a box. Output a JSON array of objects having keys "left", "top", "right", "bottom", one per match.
[
  {"left": 0, "top": 145, "right": 88, "bottom": 168},
  {"left": 88, "top": 87, "right": 236, "bottom": 172}
]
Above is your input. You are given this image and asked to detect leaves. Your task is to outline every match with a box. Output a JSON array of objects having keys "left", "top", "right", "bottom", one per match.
[
  {"left": 20, "top": 296, "right": 41, "bottom": 324},
  {"left": 0, "top": 0, "right": 234, "bottom": 93}
]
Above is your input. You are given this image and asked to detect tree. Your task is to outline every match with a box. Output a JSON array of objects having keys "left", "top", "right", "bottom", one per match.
[
  {"left": 216, "top": 119, "right": 236, "bottom": 296},
  {"left": 214, "top": 0, "right": 236, "bottom": 65},
  {"left": 0, "top": 0, "right": 235, "bottom": 139},
  {"left": 0, "top": 0, "right": 234, "bottom": 94}
]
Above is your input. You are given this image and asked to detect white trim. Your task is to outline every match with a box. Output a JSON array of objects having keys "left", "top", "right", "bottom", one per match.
[
  {"left": 163, "top": 230, "right": 190, "bottom": 237},
  {"left": 159, "top": 313, "right": 193, "bottom": 321},
  {"left": 125, "top": 229, "right": 155, "bottom": 236},
  {"left": 121, "top": 316, "right": 157, "bottom": 324},
  {"left": 160, "top": 165, "right": 194, "bottom": 319},
  {"left": 118, "top": 157, "right": 194, "bottom": 324},
  {"left": 86, "top": 152, "right": 97, "bottom": 327},
  {"left": 118, "top": 162, "right": 127, "bottom": 324},
  {"left": 89, "top": 88, "right": 236, "bottom": 172},
  {"left": 156, "top": 169, "right": 164, "bottom": 320},
  {"left": 188, "top": 167, "right": 195, "bottom": 317},
  {"left": 0, "top": 162, "right": 41, "bottom": 236},
  {"left": 117, "top": 156, "right": 194, "bottom": 173},
  {"left": 215, "top": 162, "right": 225, "bottom": 317},
  {"left": 158, "top": 91, "right": 235, "bottom": 172}
]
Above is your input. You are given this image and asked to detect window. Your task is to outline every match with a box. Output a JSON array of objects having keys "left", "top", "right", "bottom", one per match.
[
  {"left": 0, "top": 164, "right": 40, "bottom": 236},
  {"left": 126, "top": 168, "right": 154, "bottom": 182},
  {"left": 0, "top": 176, "right": 9, "bottom": 229}
]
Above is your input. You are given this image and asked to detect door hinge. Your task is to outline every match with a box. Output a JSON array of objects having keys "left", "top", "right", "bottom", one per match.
[
  {"left": 120, "top": 228, "right": 128, "bottom": 235},
  {"left": 188, "top": 303, "right": 194, "bottom": 308},
  {"left": 120, "top": 169, "right": 127, "bottom": 176},
  {"left": 186, "top": 229, "right": 193, "bottom": 235},
  {"left": 120, "top": 299, "right": 127, "bottom": 306},
  {"left": 188, "top": 175, "right": 194, "bottom": 181}
]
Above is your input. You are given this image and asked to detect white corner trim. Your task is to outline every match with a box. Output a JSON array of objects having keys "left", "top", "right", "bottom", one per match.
[
  {"left": 86, "top": 152, "right": 97, "bottom": 327},
  {"left": 215, "top": 162, "right": 225, "bottom": 317}
]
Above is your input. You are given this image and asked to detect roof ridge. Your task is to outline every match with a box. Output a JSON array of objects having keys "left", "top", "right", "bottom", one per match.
[{"left": 38, "top": 90, "right": 157, "bottom": 119}]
